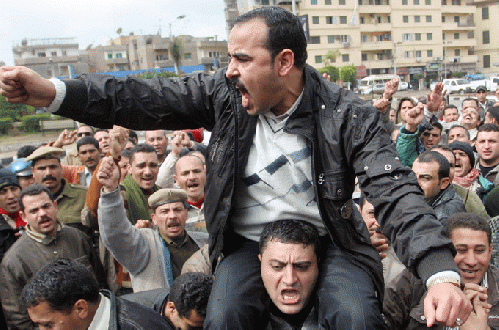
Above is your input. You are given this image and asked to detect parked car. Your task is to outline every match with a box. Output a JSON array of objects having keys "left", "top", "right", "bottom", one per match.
[
  {"left": 361, "top": 83, "right": 385, "bottom": 95},
  {"left": 398, "top": 81, "right": 409, "bottom": 91},
  {"left": 442, "top": 79, "right": 473, "bottom": 94}
]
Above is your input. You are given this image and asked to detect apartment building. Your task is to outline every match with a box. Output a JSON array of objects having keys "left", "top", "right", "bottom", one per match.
[
  {"left": 472, "top": 0, "right": 499, "bottom": 74},
  {"left": 231, "top": 0, "right": 497, "bottom": 82},
  {"left": 12, "top": 38, "right": 89, "bottom": 78}
]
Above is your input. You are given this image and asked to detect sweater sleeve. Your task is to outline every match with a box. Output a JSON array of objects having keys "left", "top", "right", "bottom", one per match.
[
  {"left": 395, "top": 125, "right": 421, "bottom": 168},
  {"left": 97, "top": 187, "right": 151, "bottom": 276}
]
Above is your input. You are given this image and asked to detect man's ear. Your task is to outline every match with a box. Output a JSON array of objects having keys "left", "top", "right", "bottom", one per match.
[
  {"left": 258, "top": 254, "right": 262, "bottom": 262},
  {"left": 73, "top": 299, "right": 89, "bottom": 319},
  {"left": 151, "top": 212, "right": 158, "bottom": 226},
  {"left": 164, "top": 301, "right": 176, "bottom": 318},
  {"left": 440, "top": 177, "right": 451, "bottom": 190},
  {"left": 275, "top": 49, "right": 295, "bottom": 77}
]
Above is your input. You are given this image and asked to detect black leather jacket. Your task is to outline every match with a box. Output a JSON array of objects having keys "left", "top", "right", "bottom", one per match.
[{"left": 55, "top": 65, "right": 458, "bottom": 300}]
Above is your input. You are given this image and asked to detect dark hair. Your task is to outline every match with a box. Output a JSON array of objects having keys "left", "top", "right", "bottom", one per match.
[
  {"left": 431, "top": 122, "right": 443, "bottom": 133},
  {"left": 128, "top": 137, "right": 137, "bottom": 145},
  {"left": 448, "top": 125, "right": 470, "bottom": 139},
  {"left": 478, "top": 123, "right": 499, "bottom": 134},
  {"left": 128, "top": 130, "right": 138, "bottom": 142},
  {"left": 233, "top": 6, "right": 307, "bottom": 69},
  {"left": 94, "top": 129, "right": 109, "bottom": 135},
  {"left": 488, "top": 106, "right": 499, "bottom": 123},
  {"left": 444, "top": 212, "right": 491, "bottom": 244},
  {"left": 397, "top": 97, "right": 416, "bottom": 113},
  {"left": 168, "top": 273, "right": 213, "bottom": 318},
  {"left": 17, "top": 145, "right": 37, "bottom": 159},
  {"left": 442, "top": 104, "right": 458, "bottom": 116},
  {"left": 78, "top": 125, "right": 94, "bottom": 135},
  {"left": 19, "top": 184, "right": 54, "bottom": 211},
  {"left": 121, "top": 149, "right": 132, "bottom": 159},
  {"left": 76, "top": 136, "right": 99, "bottom": 153},
  {"left": 430, "top": 145, "right": 456, "bottom": 166},
  {"left": 130, "top": 143, "right": 157, "bottom": 164},
  {"left": 416, "top": 150, "right": 450, "bottom": 180},
  {"left": 21, "top": 259, "right": 100, "bottom": 314},
  {"left": 260, "top": 220, "right": 321, "bottom": 257},
  {"left": 461, "top": 97, "right": 478, "bottom": 109}
]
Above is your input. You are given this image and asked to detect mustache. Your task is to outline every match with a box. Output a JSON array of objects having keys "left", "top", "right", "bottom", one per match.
[
  {"left": 42, "top": 175, "right": 57, "bottom": 182},
  {"left": 231, "top": 78, "right": 248, "bottom": 93}
]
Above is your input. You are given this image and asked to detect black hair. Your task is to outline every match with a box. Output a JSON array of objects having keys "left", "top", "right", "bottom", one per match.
[
  {"left": 448, "top": 125, "right": 470, "bottom": 139},
  {"left": 94, "top": 129, "right": 109, "bottom": 135},
  {"left": 17, "top": 145, "right": 37, "bottom": 159},
  {"left": 19, "top": 184, "right": 54, "bottom": 211},
  {"left": 168, "top": 272, "right": 213, "bottom": 318},
  {"left": 488, "top": 106, "right": 499, "bottom": 123},
  {"left": 76, "top": 136, "right": 99, "bottom": 153},
  {"left": 128, "top": 130, "right": 138, "bottom": 142},
  {"left": 431, "top": 121, "right": 443, "bottom": 133},
  {"left": 478, "top": 123, "right": 499, "bottom": 134},
  {"left": 259, "top": 220, "right": 321, "bottom": 257},
  {"left": 21, "top": 259, "right": 100, "bottom": 314},
  {"left": 416, "top": 150, "right": 450, "bottom": 180},
  {"left": 397, "top": 97, "right": 416, "bottom": 113},
  {"left": 430, "top": 145, "right": 456, "bottom": 167},
  {"left": 77, "top": 125, "right": 94, "bottom": 135},
  {"left": 130, "top": 143, "right": 157, "bottom": 164},
  {"left": 442, "top": 104, "right": 458, "bottom": 116},
  {"left": 233, "top": 6, "right": 307, "bottom": 69},
  {"left": 461, "top": 97, "right": 479, "bottom": 109},
  {"left": 444, "top": 212, "right": 491, "bottom": 244}
]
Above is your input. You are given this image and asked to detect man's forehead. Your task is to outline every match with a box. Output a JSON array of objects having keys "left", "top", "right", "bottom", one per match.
[
  {"left": 132, "top": 152, "right": 158, "bottom": 164},
  {"left": 451, "top": 228, "right": 489, "bottom": 245},
  {"left": 33, "top": 158, "right": 60, "bottom": 167},
  {"left": 156, "top": 201, "right": 185, "bottom": 211},
  {"left": 413, "top": 160, "right": 439, "bottom": 174},
  {"left": 229, "top": 19, "right": 269, "bottom": 50},
  {"left": 146, "top": 130, "right": 165, "bottom": 139}
]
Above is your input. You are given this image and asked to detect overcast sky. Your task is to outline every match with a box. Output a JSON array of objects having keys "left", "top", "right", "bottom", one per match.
[{"left": 0, "top": 0, "right": 228, "bottom": 66}]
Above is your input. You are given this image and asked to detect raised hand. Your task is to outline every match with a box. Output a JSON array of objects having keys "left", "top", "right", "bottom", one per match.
[{"left": 96, "top": 156, "right": 120, "bottom": 193}]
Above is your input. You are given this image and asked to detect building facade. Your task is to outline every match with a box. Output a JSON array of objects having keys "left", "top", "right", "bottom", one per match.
[
  {"left": 472, "top": 0, "right": 499, "bottom": 74},
  {"left": 12, "top": 38, "right": 89, "bottom": 78}
]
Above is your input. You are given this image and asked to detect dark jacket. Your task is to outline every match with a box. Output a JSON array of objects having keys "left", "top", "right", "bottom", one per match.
[
  {"left": 101, "top": 290, "right": 174, "bottom": 330},
  {"left": 0, "top": 215, "right": 18, "bottom": 262},
  {"left": 122, "top": 288, "right": 170, "bottom": 315},
  {"left": 429, "top": 185, "right": 466, "bottom": 223},
  {"left": 383, "top": 266, "right": 499, "bottom": 330},
  {"left": 55, "top": 65, "right": 457, "bottom": 300}
]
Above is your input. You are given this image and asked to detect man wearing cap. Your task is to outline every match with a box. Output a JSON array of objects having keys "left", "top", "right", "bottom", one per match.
[
  {"left": 476, "top": 85, "right": 494, "bottom": 119},
  {"left": 96, "top": 155, "right": 208, "bottom": 292},
  {"left": 451, "top": 141, "right": 493, "bottom": 200},
  {"left": 61, "top": 125, "right": 95, "bottom": 166},
  {"left": 26, "top": 146, "right": 91, "bottom": 234},
  {"left": 7, "top": 159, "right": 34, "bottom": 190}
]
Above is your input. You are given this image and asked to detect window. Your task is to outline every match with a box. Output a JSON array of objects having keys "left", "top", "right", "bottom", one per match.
[
  {"left": 454, "top": 33, "right": 460, "bottom": 39},
  {"left": 482, "top": 7, "right": 489, "bottom": 20},
  {"left": 415, "top": 33, "right": 421, "bottom": 40},
  {"left": 339, "top": 0, "right": 346, "bottom": 4},
  {"left": 312, "top": 16, "right": 319, "bottom": 24},
  {"left": 483, "top": 30, "right": 490, "bottom": 44},
  {"left": 362, "top": 53, "right": 368, "bottom": 61},
  {"left": 403, "top": 16, "right": 409, "bottom": 23},
  {"left": 415, "top": 50, "right": 422, "bottom": 57},
  {"left": 415, "top": 16, "right": 420, "bottom": 23},
  {"left": 107, "top": 53, "right": 112, "bottom": 59},
  {"left": 427, "top": 49, "right": 433, "bottom": 57},
  {"left": 340, "top": 16, "right": 347, "bottom": 24},
  {"left": 404, "top": 51, "right": 411, "bottom": 58},
  {"left": 484, "top": 55, "right": 490, "bottom": 68},
  {"left": 62, "top": 50, "right": 67, "bottom": 56},
  {"left": 454, "top": 49, "right": 460, "bottom": 56},
  {"left": 328, "top": 35, "right": 335, "bottom": 43},
  {"left": 468, "top": 47, "right": 474, "bottom": 55},
  {"left": 326, "top": 16, "right": 337, "bottom": 24},
  {"left": 426, "top": 15, "right": 432, "bottom": 23},
  {"left": 311, "top": 0, "right": 317, "bottom": 4},
  {"left": 338, "top": 35, "right": 349, "bottom": 42},
  {"left": 361, "top": 35, "right": 368, "bottom": 43},
  {"left": 413, "top": 0, "right": 419, "bottom": 4},
  {"left": 51, "top": 51, "right": 57, "bottom": 56},
  {"left": 454, "top": 16, "right": 459, "bottom": 23},
  {"left": 402, "top": 0, "right": 408, "bottom": 4},
  {"left": 325, "top": 0, "right": 331, "bottom": 4},
  {"left": 261, "top": 0, "right": 270, "bottom": 4},
  {"left": 425, "top": 0, "right": 431, "bottom": 4},
  {"left": 184, "top": 53, "right": 192, "bottom": 59},
  {"left": 388, "top": 15, "right": 391, "bottom": 23},
  {"left": 427, "top": 33, "right": 432, "bottom": 40},
  {"left": 309, "top": 36, "right": 321, "bottom": 44},
  {"left": 441, "top": 0, "right": 446, "bottom": 4},
  {"left": 342, "top": 54, "right": 350, "bottom": 62},
  {"left": 451, "top": 0, "right": 460, "bottom": 4},
  {"left": 403, "top": 33, "right": 413, "bottom": 41},
  {"left": 468, "top": 31, "right": 474, "bottom": 39},
  {"left": 315, "top": 55, "right": 322, "bottom": 64},
  {"left": 116, "top": 53, "right": 122, "bottom": 58},
  {"left": 442, "top": 16, "right": 445, "bottom": 22},
  {"left": 38, "top": 52, "right": 46, "bottom": 57}
]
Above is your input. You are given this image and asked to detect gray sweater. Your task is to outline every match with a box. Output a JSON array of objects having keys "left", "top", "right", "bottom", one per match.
[{"left": 98, "top": 187, "right": 208, "bottom": 292}]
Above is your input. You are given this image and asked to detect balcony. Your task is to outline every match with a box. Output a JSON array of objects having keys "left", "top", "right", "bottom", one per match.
[
  {"left": 361, "top": 60, "right": 392, "bottom": 69},
  {"left": 441, "top": 5, "right": 474, "bottom": 14},
  {"left": 106, "top": 57, "right": 128, "bottom": 64},
  {"left": 360, "top": 41, "right": 393, "bottom": 51},
  {"left": 358, "top": 5, "right": 391, "bottom": 13},
  {"left": 154, "top": 59, "right": 175, "bottom": 68},
  {"left": 153, "top": 43, "right": 171, "bottom": 51},
  {"left": 442, "top": 22, "right": 475, "bottom": 31},
  {"left": 359, "top": 23, "right": 392, "bottom": 32},
  {"left": 14, "top": 55, "right": 80, "bottom": 66}
]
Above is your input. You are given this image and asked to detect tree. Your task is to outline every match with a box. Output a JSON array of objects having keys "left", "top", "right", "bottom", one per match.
[
  {"left": 324, "top": 50, "right": 340, "bottom": 66},
  {"left": 0, "top": 95, "right": 34, "bottom": 120},
  {"left": 116, "top": 27, "right": 122, "bottom": 36},
  {"left": 140, "top": 70, "right": 178, "bottom": 79},
  {"left": 339, "top": 65, "right": 357, "bottom": 84},
  {"left": 170, "top": 37, "right": 183, "bottom": 75},
  {"left": 318, "top": 66, "right": 340, "bottom": 82}
]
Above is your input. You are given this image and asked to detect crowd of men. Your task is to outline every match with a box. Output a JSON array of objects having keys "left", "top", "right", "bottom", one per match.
[{"left": 2, "top": 5, "right": 499, "bottom": 330}]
